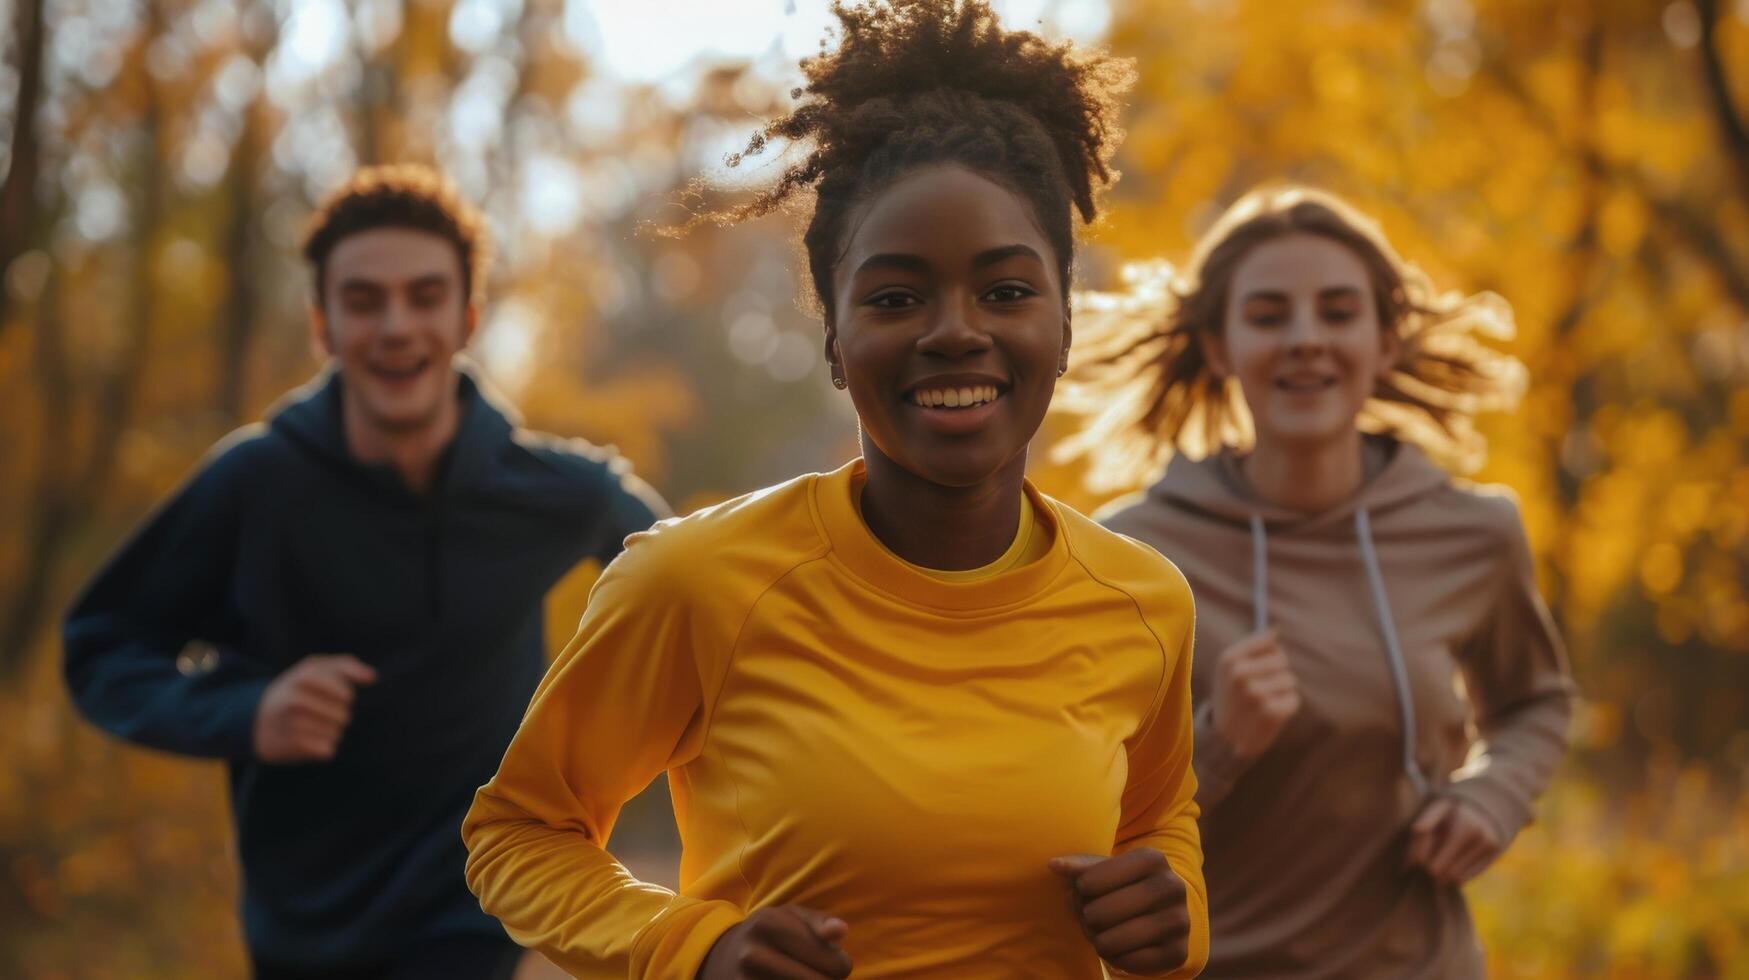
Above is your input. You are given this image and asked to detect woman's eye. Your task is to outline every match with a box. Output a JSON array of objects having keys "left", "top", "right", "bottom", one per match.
[
  {"left": 1245, "top": 312, "right": 1287, "bottom": 327},
  {"left": 866, "top": 292, "right": 918, "bottom": 310},
  {"left": 985, "top": 284, "right": 1036, "bottom": 303},
  {"left": 1321, "top": 307, "right": 1359, "bottom": 324}
]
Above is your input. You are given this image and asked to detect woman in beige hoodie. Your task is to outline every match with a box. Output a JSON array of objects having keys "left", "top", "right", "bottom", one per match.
[{"left": 1065, "top": 186, "right": 1574, "bottom": 978}]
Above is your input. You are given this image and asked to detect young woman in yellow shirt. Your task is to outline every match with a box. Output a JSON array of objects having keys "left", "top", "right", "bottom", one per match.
[{"left": 462, "top": 3, "right": 1208, "bottom": 977}]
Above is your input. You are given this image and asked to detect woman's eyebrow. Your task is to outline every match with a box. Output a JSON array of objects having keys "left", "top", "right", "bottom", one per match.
[
  {"left": 1240, "top": 289, "right": 1289, "bottom": 303},
  {"left": 972, "top": 244, "right": 1044, "bottom": 268},
  {"left": 852, "top": 252, "right": 930, "bottom": 277}
]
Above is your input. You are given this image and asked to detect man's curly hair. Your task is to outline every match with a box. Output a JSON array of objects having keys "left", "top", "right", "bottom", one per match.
[
  {"left": 302, "top": 164, "right": 491, "bottom": 306},
  {"left": 722, "top": 0, "right": 1132, "bottom": 321}
]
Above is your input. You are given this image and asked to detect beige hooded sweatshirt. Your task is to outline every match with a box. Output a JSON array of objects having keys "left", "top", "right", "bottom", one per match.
[{"left": 1100, "top": 437, "right": 1573, "bottom": 979}]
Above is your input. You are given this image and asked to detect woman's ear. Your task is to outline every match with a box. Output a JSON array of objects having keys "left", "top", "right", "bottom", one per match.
[
  {"left": 824, "top": 324, "right": 847, "bottom": 388},
  {"left": 1377, "top": 323, "right": 1402, "bottom": 380},
  {"left": 1059, "top": 311, "right": 1073, "bottom": 376}
]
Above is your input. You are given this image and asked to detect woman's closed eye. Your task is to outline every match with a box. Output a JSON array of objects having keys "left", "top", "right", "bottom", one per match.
[
  {"left": 1316, "top": 287, "right": 1365, "bottom": 325},
  {"left": 1242, "top": 301, "right": 1289, "bottom": 327},
  {"left": 1317, "top": 300, "right": 1361, "bottom": 325}
]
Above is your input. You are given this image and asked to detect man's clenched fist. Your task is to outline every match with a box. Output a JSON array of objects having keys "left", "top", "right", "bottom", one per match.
[{"left": 254, "top": 654, "right": 377, "bottom": 763}]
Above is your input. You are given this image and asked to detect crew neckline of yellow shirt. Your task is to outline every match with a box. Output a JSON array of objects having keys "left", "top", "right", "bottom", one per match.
[
  {"left": 817, "top": 460, "right": 1071, "bottom": 611},
  {"left": 850, "top": 470, "right": 1049, "bottom": 583}
]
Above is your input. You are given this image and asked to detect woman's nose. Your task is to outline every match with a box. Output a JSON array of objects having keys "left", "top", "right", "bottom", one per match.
[
  {"left": 1282, "top": 306, "right": 1327, "bottom": 353},
  {"left": 916, "top": 292, "right": 992, "bottom": 357}
]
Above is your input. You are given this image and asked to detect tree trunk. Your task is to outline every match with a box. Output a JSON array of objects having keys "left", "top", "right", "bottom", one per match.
[
  {"left": 79, "top": 4, "right": 165, "bottom": 494},
  {"left": 0, "top": 261, "right": 72, "bottom": 678},
  {"left": 0, "top": 1, "right": 167, "bottom": 675},
  {"left": 0, "top": 0, "right": 48, "bottom": 342},
  {"left": 1696, "top": 0, "right": 1749, "bottom": 201},
  {"left": 215, "top": 97, "right": 267, "bottom": 422}
]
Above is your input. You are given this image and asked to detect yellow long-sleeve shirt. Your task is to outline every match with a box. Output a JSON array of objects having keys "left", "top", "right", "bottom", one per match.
[{"left": 462, "top": 460, "right": 1208, "bottom": 979}]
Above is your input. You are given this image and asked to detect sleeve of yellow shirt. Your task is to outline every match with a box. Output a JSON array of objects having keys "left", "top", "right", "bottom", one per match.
[
  {"left": 1112, "top": 605, "right": 1209, "bottom": 979},
  {"left": 461, "top": 534, "right": 745, "bottom": 980}
]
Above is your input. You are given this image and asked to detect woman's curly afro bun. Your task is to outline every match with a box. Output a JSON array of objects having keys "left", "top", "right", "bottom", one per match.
[{"left": 723, "top": 0, "right": 1133, "bottom": 322}]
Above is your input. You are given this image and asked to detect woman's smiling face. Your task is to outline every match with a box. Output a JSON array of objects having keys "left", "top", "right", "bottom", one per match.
[
  {"left": 1205, "top": 233, "right": 1399, "bottom": 450},
  {"left": 826, "top": 164, "right": 1069, "bottom": 488}
]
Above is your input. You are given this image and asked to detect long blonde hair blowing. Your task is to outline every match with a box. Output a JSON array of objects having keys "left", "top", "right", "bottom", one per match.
[{"left": 1057, "top": 186, "right": 1528, "bottom": 492}]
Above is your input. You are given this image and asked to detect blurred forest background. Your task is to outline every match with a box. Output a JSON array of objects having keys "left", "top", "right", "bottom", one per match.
[{"left": 1, "top": 0, "right": 1745, "bottom": 977}]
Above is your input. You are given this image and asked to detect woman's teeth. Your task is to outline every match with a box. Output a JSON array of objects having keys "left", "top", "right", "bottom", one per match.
[
  {"left": 1277, "top": 376, "right": 1335, "bottom": 391},
  {"left": 910, "top": 384, "right": 1000, "bottom": 408}
]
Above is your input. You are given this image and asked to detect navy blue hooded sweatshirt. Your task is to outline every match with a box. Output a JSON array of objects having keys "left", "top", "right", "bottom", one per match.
[{"left": 62, "top": 368, "right": 665, "bottom": 972}]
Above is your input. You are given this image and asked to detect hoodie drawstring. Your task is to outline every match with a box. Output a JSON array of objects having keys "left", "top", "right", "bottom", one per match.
[
  {"left": 1249, "top": 514, "right": 1269, "bottom": 634},
  {"left": 1356, "top": 508, "right": 1430, "bottom": 797},
  {"left": 1247, "top": 508, "right": 1430, "bottom": 797}
]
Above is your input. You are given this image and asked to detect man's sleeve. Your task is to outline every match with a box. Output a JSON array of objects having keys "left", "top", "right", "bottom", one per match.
[
  {"left": 584, "top": 456, "right": 669, "bottom": 566},
  {"left": 62, "top": 439, "right": 274, "bottom": 759}
]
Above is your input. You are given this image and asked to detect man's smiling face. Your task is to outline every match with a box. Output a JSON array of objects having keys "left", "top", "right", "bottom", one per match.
[{"left": 313, "top": 227, "right": 476, "bottom": 434}]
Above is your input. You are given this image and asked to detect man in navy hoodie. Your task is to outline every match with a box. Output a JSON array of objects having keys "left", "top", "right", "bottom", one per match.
[{"left": 62, "top": 165, "right": 666, "bottom": 979}]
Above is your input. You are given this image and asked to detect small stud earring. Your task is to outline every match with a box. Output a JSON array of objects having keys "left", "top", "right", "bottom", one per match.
[{"left": 832, "top": 375, "right": 848, "bottom": 389}]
